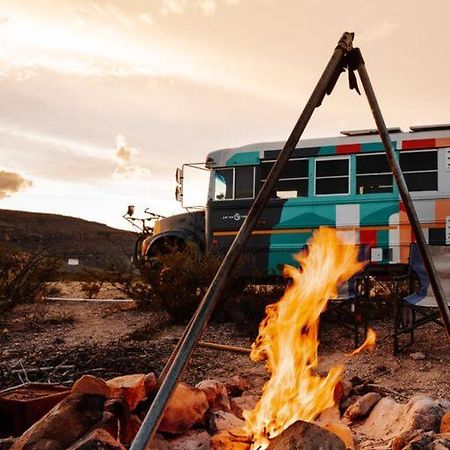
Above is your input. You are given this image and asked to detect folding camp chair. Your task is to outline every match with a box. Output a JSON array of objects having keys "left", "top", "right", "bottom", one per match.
[
  {"left": 393, "top": 244, "right": 450, "bottom": 354},
  {"left": 324, "top": 245, "right": 370, "bottom": 347}
]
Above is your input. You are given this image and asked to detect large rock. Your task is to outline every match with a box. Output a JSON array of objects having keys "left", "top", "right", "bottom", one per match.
[
  {"left": 11, "top": 393, "right": 106, "bottom": 450},
  {"left": 267, "top": 420, "right": 346, "bottom": 450},
  {"left": 354, "top": 396, "right": 448, "bottom": 442},
  {"left": 107, "top": 374, "right": 147, "bottom": 411},
  {"left": 158, "top": 382, "right": 209, "bottom": 435},
  {"left": 344, "top": 392, "right": 382, "bottom": 422},
  {"left": 196, "top": 379, "right": 231, "bottom": 412},
  {"left": 72, "top": 375, "right": 111, "bottom": 397}
]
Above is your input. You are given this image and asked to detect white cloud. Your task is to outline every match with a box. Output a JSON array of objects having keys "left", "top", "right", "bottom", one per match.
[{"left": 113, "top": 134, "right": 151, "bottom": 180}]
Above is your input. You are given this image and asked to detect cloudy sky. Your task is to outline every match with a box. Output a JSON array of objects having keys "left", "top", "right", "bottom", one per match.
[{"left": 0, "top": 0, "right": 449, "bottom": 230}]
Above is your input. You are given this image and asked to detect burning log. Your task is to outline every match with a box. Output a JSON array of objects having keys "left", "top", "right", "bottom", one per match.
[{"left": 266, "top": 420, "right": 346, "bottom": 450}]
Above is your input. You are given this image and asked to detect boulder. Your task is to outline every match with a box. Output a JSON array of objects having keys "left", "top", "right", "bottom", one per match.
[
  {"left": 354, "top": 395, "right": 448, "bottom": 442},
  {"left": 158, "top": 382, "right": 209, "bottom": 435},
  {"left": 196, "top": 379, "right": 231, "bottom": 412}
]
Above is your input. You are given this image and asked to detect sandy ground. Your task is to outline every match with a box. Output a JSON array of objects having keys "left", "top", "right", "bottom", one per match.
[{"left": 1, "top": 283, "right": 449, "bottom": 402}]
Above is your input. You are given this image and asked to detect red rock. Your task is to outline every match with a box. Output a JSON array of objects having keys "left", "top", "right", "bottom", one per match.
[
  {"left": 72, "top": 375, "right": 111, "bottom": 397},
  {"left": 344, "top": 392, "right": 381, "bottom": 422},
  {"left": 158, "top": 382, "right": 209, "bottom": 435},
  {"left": 196, "top": 379, "right": 231, "bottom": 411},
  {"left": 107, "top": 374, "right": 146, "bottom": 411}
]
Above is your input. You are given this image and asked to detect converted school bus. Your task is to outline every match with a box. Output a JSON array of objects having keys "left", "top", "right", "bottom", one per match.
[{"left": 140, "top": 125, "right": 450, "bottom": 276}]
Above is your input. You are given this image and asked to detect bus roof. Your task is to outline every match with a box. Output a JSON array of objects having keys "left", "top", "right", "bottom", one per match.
[{"left": 206, "top": 126, "right": 450, "bottom": 167}]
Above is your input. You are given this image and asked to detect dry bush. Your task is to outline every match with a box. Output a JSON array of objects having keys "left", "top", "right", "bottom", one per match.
[
  {"left": 0, "top": 249, "right": 61, "bottom": 310},
  {"left": 119, "top": 242, "right": 284, "bottom": 330}
]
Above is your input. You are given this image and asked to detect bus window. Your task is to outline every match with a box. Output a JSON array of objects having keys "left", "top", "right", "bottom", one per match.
[
  {"left": 400, "top": 149, "right": 438, "bottom": 191},
  {"left": 214, "top": 169, "right": 233, "bottom": 200},
  {"left": 356, "top": 153, "right": 393, "bottom": 194},
  {"left": 235, "top": 166, "right": 255, "bottom": 199},
  {"left": 261, "top": 158, "right": 309, "bottom": 198},
  {"left": 315, "top": 156, "right": 349, "bottom": 195}
]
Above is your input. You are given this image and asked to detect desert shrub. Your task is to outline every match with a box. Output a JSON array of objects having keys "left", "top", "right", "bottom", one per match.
[
  {"left": 118, "top": 242, "right": 285, "bottom": 329},
  {"left": 0, "top": 249, "right": 62, "bottom": 309}
]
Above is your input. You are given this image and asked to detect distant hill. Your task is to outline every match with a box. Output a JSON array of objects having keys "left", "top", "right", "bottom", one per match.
[{"left": 0, "top": 209, "right": 137, "bottom": 270}]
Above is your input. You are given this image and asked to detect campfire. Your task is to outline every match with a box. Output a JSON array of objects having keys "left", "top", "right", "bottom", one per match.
[
  {"left": 243, "top": 227, "right": 364, "bottom": 449},
  {"left": 1, "top": 228, "right": 450, "bottom": 450}
]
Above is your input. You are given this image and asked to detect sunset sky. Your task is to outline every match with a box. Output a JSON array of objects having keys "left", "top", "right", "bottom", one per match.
[{"left": 0, "top": 0, "right": 449, "bottom": 230}]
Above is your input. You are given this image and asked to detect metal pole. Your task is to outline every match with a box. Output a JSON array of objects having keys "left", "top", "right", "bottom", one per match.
[
  {"left": 130, "top": 31, "right": 355, "bottom": 450},
  {"left": 354, "top": 49, "right": 450, "bottom": 338}
]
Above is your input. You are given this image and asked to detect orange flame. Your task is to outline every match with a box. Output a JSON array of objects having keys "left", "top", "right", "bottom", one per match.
[
  {"left": 244, "top": 228, "right": 364, "bottom": 449},
  {"left": 346, "top": 328, "right": 377, "bottom": 357}
]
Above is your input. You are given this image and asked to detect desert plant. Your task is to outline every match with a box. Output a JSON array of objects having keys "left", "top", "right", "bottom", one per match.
[
  {"left": 0, "top": 249, "right": 61, "bottom": 309},
  {"left": 117, "top": 241, "right": 282, "bottom": 326}
]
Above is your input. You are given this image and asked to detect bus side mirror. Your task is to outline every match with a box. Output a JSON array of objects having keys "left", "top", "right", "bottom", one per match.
[
  {"left": 175, "top": 167, "right": 183, "bottom": 184},
  {"left": 175, "top": 185, "right": 183, "bottom": 202}
]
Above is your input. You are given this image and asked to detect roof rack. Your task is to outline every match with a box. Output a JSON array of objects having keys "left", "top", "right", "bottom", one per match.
[
  {"left": 340, "top": 127, "right": 402, "bottom": 136},
  {"left": 410, "top": 124, "right": 450, "bottom": 132}
]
